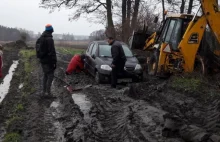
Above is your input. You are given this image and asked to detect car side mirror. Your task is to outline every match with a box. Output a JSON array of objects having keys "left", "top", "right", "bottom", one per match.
[{"left": 92, "top": 54, "right": 96, "bottom": 59}]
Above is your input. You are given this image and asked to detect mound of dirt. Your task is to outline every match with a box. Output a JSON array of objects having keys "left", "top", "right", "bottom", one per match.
[{"left": 3, "top": 40, "right": 27, "bottom": 49}]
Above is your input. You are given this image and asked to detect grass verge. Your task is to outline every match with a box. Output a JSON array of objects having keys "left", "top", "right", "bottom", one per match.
[
  {"left": 3, "top": 49, "right": 37, "bottom": 142},
  {"left": 170, "top": 74, "right": 220, "bottom": 100},
  {"left": 56, "top": 47, "right": 85, "bottom": 55},
  {"left": 3, "top": 132, "right": 22, "bottom": 142}
]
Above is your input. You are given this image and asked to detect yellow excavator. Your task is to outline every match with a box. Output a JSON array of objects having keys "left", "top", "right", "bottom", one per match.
[{"left": 132, "top": 0, "right": 220, "bottom": 76}]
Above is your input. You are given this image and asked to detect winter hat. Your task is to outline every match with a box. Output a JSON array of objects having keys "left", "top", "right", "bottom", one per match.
[{"left": 45, "top": 24, "right": 53, "bottom": 31}]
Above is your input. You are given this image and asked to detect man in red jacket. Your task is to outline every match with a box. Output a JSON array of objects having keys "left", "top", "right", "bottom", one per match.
[
  {"left": 0, "top": 44, "right": 3, "bottom": 78},
  {"left": 65, "top": 54, "right": 86, "bottom": 75}
]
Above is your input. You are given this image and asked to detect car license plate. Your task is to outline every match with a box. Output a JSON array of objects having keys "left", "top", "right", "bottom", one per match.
[{"left": 117, "top": 78, "right": 132, "bottom": 83}]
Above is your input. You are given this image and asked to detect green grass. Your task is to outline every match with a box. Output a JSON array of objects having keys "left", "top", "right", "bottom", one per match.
[
  {"left": 171, "top": 76, "right": 202, "bottom": 92},
  {"left": 19, "top": 50, "right": 36, "bottom": 73},
  {"left": 56, "top": 47, "right": 85, "bottom": 55},
  {"left": 14, "top": 104, "right": 24, "bottom": 112},
  {"left": 19, "top": 50, "right": 36, "bottom": 94},
  {"left": 3, "top": 49, "right": 37, "bottom": 141},
  {"left": 3, "top": 132, "right": 21, "bottom": 142},
  {"left": 5, "top": 116, "right": 23, "bottom": 130}
]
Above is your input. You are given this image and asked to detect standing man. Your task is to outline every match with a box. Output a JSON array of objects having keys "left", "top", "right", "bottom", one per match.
[
  {"left": 107, "top": 37, "right": 126, "bottom": 88},
  {"left": 0, "top": 44, "right": 3, "bottom": 78},
  {"left": 37, "top": 24, "right": 57, "bottom": 96}
]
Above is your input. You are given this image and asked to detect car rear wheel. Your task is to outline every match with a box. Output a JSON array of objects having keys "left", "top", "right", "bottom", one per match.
[{"left": 95, "top": 71, "right": 104, "bottom": 84}]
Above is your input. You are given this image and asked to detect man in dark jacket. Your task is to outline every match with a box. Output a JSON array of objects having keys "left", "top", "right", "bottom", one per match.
[
  {"left": 107, "top": 37, "right": 126, "bottom": 88},
  {"left": 37, "top": 24, "right": 57, "bottom": 96}
]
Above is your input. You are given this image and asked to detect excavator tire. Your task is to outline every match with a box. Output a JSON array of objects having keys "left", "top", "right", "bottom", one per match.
[{"left": 194, "top": 55, "right": 207, "bottom": 75}]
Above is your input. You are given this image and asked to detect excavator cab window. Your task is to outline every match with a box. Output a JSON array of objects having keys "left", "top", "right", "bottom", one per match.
[
  {"left": 158, "top": 18, "right": 181, "bottom": 51},
  {"left": 158, "top": 18, "right": 191, "bottom": 51}
]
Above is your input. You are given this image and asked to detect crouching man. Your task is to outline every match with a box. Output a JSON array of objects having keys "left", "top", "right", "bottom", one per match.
[{"left": 65, "top": 54, "right": 86, "bottom": 75}]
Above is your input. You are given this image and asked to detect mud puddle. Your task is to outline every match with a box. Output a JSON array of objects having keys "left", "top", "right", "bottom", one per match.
[
  {"left": 19, "top": 83, "right": 23, "bottom": 89},
  {"left": 72, "top": 93, "right": 92, "bottom": 123},
  {"left": 0, "top": 60, "right": 19, "bottom": 103}
]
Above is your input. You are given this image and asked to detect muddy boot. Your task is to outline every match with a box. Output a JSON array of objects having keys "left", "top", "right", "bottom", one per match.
[{"left": 46, "top": 72, "right": 54, "bottom": 97}]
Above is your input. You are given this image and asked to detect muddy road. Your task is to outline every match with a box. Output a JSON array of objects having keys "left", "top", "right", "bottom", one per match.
[{"left": 0, "top": 43, "right": 220, "bottom": 142}]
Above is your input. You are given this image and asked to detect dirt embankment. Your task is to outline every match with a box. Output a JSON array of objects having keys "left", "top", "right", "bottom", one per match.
[{"left": 1, "top": 43, "right": 220, "bottom": 142}]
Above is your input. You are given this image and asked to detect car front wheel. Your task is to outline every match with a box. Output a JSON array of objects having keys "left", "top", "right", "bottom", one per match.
[{"left": 95, "top": 71, "right": 104, "bottom": 84}]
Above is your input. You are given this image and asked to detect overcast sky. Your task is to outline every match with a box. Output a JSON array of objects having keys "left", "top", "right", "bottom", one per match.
[{"left": 0, "top": 0, "right": 104, "bottom": 35}]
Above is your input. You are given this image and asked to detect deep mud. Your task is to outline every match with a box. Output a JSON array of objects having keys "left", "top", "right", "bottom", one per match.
[{"left": 1, "top": 44, "right": 220, "bottom": 142}]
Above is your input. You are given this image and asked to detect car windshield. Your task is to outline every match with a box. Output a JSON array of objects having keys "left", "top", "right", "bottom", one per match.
[{"left": 99, "top": 44, "right": 133, "bottom": 57}]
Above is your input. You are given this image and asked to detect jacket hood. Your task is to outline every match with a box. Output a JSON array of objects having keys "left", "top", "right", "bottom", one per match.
[
  {"left": 42, "top": 31, "right": 53, "bottom": 38},
  {"left": 74, "top": 54, "right": 82, "bottom": 62}
]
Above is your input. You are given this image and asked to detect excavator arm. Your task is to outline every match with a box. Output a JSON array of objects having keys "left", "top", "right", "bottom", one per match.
[{"left": 201, "top": 0, "right": 220, "bottom": 44}]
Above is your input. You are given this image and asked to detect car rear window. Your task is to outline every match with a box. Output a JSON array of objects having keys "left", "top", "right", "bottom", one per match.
[{"left": 99, "top": 44, "right": 133, "bottom": 57}]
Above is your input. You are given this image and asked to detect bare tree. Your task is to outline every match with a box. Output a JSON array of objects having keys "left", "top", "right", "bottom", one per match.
[
  {"left": 161, "top": 0, "right": 166, "bottom": 21},
  {"left": 89, "top": 29, "right": 106, "bottom": 40},
  {"left": 180, "top": 0, "right": 186, "bottom": 13},
  {"left": 126, "top": 0, "right": 132, "bottom": 36},
  {"left": 41, "top": 0, "right": 116, "bottom": 38},
  {"left": 122, "top": 0, "right": 127, "bottom": 41},
  {"left": 187, "top": 0, "right": 194, "bottom": 14},
  {"left": 131, "top": 0, "right": 141, "bottom": 33},
  {"left": 106, "top": 0, "right": 116, "bottom": 38}
]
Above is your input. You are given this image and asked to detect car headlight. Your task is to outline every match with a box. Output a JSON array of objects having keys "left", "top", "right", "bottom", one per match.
[
  {"left": 101, "top": 65, "right": 112, "bottom": 71},
  {"left": 135, "top": 64, "right": 142, "bottom": 70}
]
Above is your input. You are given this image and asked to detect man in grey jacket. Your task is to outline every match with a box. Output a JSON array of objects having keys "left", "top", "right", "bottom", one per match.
[{"left": 107, "top": 37, "right": 126, "bottom": 88}]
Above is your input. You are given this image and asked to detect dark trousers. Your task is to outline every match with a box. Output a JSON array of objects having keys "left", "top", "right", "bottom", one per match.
[
  {"left": 111, "top": 67, "right": 118, "bottom": 88},
  {"left": 111, "top": 62, "right": 125, "bottom": 88},
  {"left": 41, "top": 64, "right": 55, "bottom": 93}
]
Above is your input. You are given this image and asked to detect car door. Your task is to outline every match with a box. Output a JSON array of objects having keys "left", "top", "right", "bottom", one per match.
[
  {"left": 90, "top": 43, "right": 98, "bottom": 76},
  {"left": 85, "top": 43, "right": 94, "bottom": 74}
]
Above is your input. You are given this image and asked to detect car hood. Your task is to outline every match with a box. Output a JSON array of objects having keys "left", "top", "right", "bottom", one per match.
[{"left": 99, "top": 57, "right": 139, "bottom": 67}]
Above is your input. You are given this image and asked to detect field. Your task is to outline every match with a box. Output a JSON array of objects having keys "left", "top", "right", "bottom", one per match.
[
  {"left": 26, "top": 40, "right": 90, "bottom": 49},
  {"left": 1, "top": 42, "right": 220, "bottom": 142}
]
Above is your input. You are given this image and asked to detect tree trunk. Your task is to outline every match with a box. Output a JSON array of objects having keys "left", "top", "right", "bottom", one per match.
[
  {"left": 180, "top": 0, "right": 185, "bottom": 13},
  {"left": 187, "top": 0, "right": 194, "bottom": 14},
  {"left": 126, "top": 0, "right": 131, "bottom": 41},
  {"left": 161, "top": 0, "right": 165, "bottom": 21},
  {"left": 131, "top": 0, "right": 140, "bottom": 34},
  {"left": 122, "top": 0, "right": 127, "bottom": 41},
  {"left": 106, "top": 0, "right": 116, "bottom": 38}
]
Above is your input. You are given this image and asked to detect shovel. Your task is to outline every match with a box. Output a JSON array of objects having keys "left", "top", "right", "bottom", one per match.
[{"left": 54, "top": 75, "right": 92, "bottom": 92}]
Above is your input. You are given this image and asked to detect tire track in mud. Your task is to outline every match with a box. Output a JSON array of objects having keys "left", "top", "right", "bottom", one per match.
[
  {"left": 19, "top": 50, "right": 220, "bottom": 142},
  {"left": 78, "top": 86, "right": 180, "bottom": 142},
  {"left": 127, "top": 80, "right": 220, "bottom": 141},
  {"left": 23, "top": 60, "right": 62, "bottom": 142},
  {"left": 203, "top": 100, "right": 220, "bottom": 134}
]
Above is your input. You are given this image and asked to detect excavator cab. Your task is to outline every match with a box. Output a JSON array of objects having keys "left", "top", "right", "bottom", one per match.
[
  {"left": 133, "top": 0, "right": 220, "bottom": 76},
  {"left": 156, "top": 15, "right": 193, "bottom": 51},
  {"left": 146, "top": 14, "right": 195, "bottom": 75}
]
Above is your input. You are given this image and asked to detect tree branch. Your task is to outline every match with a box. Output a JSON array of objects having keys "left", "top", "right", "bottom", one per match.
[
  {"left": 95, "top": 0, "right": 107, "bottom": 9},
  {"left": 85, "top": 4, "right": 103, "bottom": 13}
]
